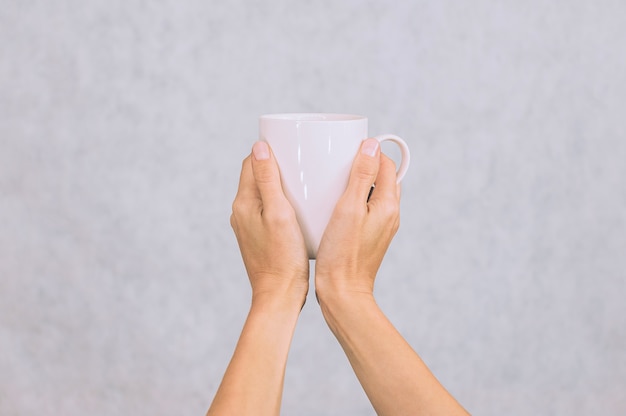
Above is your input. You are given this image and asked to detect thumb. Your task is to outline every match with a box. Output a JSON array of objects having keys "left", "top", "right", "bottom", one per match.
[
  {"left": 250, "top": 141, "right": 286, "bottom": 208},
  {"left": 344, "top": 138, "right": 380, "bottom": 203}
]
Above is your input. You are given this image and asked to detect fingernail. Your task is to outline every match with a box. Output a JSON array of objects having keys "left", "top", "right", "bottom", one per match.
[
  {"left": 253, "top": 141, "right": 270, "bottom": 160},
  {"left": 361, "top": 138, "right": 379, "bottom": 157}
]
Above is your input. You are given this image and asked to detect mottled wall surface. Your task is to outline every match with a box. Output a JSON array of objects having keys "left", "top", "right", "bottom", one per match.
[{"left": 1, "top": 1, "right": 625, "bottom": 415}]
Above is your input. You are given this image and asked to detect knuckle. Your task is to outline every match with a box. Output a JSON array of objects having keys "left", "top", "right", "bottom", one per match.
[
  {"left": 334, "top": 198, "right": 366, "bottom": 223},
  {"left": 263, "top": 202, "right": 295, "bottom": 227},
  {"left": 354, "top": 162, "right": 377, "bottom": 182},
  {"left": 231, "top": 196, "right": 252, "bottom": 219},
  {"left": 335, "top": 196, "right": 356, "bottom": 216},
  {"left": 377, "top": 198, "right": 400, "bottom": 222},
  {"left": 231, "top": 198, "right": 243, "bottom": 217},
  {"left": 392, "top": 213, "right": 401, "bottom": 234}
]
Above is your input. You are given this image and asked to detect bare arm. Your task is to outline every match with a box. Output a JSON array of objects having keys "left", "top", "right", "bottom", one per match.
[
  {"left": 315, "top": 138, "right": 469, "bottom": 416},
  {"left": 207, "top": 293, "right": 303, "bottom": 416},
  {"left": 319, "top": 293, "right": 467, "bottom": 415},
  {"left": 207, "top": 142, "right": 309, "bottom": 416}
]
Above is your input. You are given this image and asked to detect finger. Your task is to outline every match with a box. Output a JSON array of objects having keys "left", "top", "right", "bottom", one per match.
[
  {"left": 232, "top": 154, "right": 260, "bottom": 233},
  {"left": 250, "top": 141, "right": 287, "bottom": 209},
  {"left": 368, "top": 154, "right": 401, "bottom": 230},
  {"left": 234, "top": 155, "right": 259, "bottom": 202},
  {"left": 343, "top": 138, "right": 381, "bottom": 204},
  {"left": 232, "top": 155, "right": 261, "bottom": 227},
  {"left": 368, "top": 153, "right": 401, "bottom": 204}
]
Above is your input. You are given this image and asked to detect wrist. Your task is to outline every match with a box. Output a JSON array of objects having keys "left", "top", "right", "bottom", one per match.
[
  {"left": 244, "top": 292, "right": 305, "bottom": 343},
  {"left": 316, "top": 286, "right": 379, "bottom": 333},
  {"left": 250, "top": 286, "right": 308, "bottom": 316},
  {"left": 250, "top": 269, "right": 309, "bottom": 311},
  {"left": 315, "top": 270, "right": 375, "bottom": 308}
]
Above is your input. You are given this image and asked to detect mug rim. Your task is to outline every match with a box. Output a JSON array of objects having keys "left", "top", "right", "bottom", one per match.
[{"left": 260, "top": 113, "right": 366, "bottom": 122}]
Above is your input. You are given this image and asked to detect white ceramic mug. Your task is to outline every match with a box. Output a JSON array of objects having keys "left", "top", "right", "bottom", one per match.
[{"left": 259, "top": 113, "right": 410, "bottom": 259}]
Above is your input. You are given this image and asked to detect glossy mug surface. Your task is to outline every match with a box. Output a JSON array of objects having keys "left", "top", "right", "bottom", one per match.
[{"left": 259, "top": 113, "right": 410, "bottom": 259}]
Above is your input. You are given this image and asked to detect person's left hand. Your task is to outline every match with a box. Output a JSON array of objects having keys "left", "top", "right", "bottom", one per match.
[{"left": 230, "top": 141, "right": 309, "bottom": 307}]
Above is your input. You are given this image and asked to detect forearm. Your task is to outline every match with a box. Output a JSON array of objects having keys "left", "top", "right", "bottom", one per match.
[
  {"left": 319, "top": 292, "right": 468, "bottom": 416},
  {"left": 207, "top": 294, "right": 302, "bottom": 416}
]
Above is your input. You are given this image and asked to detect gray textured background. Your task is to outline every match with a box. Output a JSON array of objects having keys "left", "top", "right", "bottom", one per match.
[{"left": 1, "top": 1, "right": 625, "bottom": 415}]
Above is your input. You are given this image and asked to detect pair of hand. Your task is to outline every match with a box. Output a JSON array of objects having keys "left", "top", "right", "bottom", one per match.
[{"left": 230, "top": 138, "right": 401, "bottom": 306}]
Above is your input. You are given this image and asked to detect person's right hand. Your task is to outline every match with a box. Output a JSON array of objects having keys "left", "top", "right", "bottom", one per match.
[
  {"left": 315, "top": 138, "right": 401, "bottom": 301},
  {"left": 314, "top": 140, "right": 469, "bottom": 416}
]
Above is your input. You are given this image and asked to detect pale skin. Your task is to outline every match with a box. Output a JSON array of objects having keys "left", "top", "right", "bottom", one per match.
[{"left": 207, "top": 139, "right": 469, "bottom": 416}]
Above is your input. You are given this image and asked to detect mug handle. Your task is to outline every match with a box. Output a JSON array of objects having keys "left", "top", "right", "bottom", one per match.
[{"left": 373, "top": 134, "right": 411, "bottom": 183}]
